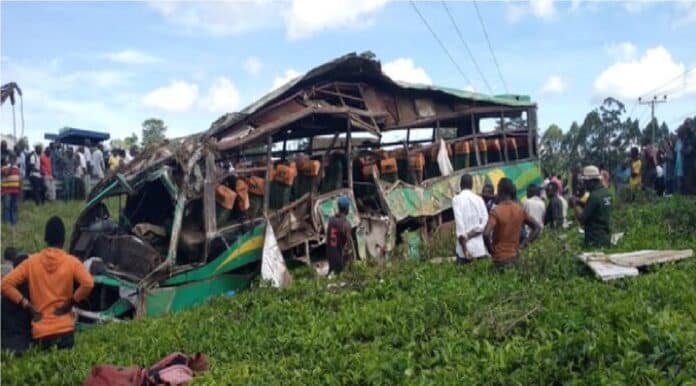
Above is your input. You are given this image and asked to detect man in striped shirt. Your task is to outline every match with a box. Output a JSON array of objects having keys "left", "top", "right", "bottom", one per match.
[{"left": 1, "top": 155, "right": 21, "bottom": 225}]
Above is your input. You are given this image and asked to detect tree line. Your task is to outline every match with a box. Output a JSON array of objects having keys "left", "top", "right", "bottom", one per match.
[{"left": 539, "top": 97, "right": 689, "bottom": 177}]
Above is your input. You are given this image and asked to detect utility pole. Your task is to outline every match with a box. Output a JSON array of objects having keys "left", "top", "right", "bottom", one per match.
[{"left": 638, "top": 95, "right": 668, "bottom": 144}]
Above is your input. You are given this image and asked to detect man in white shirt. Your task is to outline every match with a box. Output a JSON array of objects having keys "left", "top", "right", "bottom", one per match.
[
  {"left": 91, "top": 144, "right": 105, "bottom": 180},
  {"left": 76, "top": 147, "right": 90, "bottom": 198},
  {"left": 452, "top": 174, "right": 489, "bottom": 264},
  {"left": 522, "top": 184, "right": 545, "bottom": 230}
]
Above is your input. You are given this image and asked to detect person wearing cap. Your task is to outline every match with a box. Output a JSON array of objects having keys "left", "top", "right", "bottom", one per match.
[
  {"left": 325, "top": 196, "right": 354, "bottom": 274},
  {"left": 1, "top": 216, "right": 94, "bottom": 350},
  {"left": 570, "top": 166, "right": 612, "bottom": 247}
]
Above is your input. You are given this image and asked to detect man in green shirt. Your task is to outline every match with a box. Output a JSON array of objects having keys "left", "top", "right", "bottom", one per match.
[{"left": 570, "top": 165, "right": 612, "bottom": 247}]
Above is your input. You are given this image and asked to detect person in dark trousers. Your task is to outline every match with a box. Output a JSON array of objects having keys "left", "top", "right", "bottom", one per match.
[
  {"left": 62, "top": 148, "right": 78, "bottom": 201},
  {"left": 1, "top": 247, "right": 32, "bottom": 355},
  {"left": 483, "top": 178, "right": 541, "bottom": 271},
  {"left": 544, "top": 182, "right": 564, "bottom": 229},
  {"left": 642, "top": 139, "right": 658, "bottom": 192},
  {"left": 27, "top": 144, "right": 45, "bottom": 205},
  {"left": 325, "top": 196, "right": 353, "bottom": 274},
  {"left": 571, "top": 166, "right": 612, "bottom": 247},
  {"left": 1, "top": 217, "right": 94, "bottom": 350}
]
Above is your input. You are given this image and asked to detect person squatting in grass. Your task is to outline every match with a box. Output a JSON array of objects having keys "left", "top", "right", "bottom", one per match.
[
  {"left": 1, "top": 216, "right": 94, "bottom": 350},
  {"left": 325, "top": 195, "right": 354, "bottom": 275},
  {"left": 452, "top": 174, "right": 489, "bottom": 264},
  {"left": 1, "top": 247, "right": 32, "bottom": 355},
  {"left": 571, "top": 165, "right": 613, "bottom": 248},
  {"left": 483, "top": 178, "right": 541, "bottom": 271}
]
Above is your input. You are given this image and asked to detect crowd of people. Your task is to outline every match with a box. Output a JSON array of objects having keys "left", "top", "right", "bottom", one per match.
[
  {"left": 0, "top": 139, "right": 138, "bottom": 226},
  {"left": 449, "top": 165, "right": 612, "bottom": 270},
  {"left": 614, "top": 119, "right": 696, "bottom": 197}
]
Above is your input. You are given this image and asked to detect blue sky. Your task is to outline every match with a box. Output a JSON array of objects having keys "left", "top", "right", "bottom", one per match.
[{"left": 1, "top": 0, "right": 695, "bottom": 146}]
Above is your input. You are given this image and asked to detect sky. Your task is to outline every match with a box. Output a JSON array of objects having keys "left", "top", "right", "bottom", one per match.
[{"left": 1, "top": 0, "right": 695, "bottom": 146}]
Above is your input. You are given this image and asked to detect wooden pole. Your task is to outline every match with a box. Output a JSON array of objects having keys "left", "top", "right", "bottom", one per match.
[
  {"left": 346, "top": 120, "right": 353, "bottom": 190},
  {"left": 472, "top": 114, "right": 481, "bottom": 167},
  {"left": 263, "top": 136, "right": 272, "bottom": 216}
]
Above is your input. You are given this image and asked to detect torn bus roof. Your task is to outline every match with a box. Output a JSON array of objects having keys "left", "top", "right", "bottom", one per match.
[{"left": 207, "top": 51, "right": 535, "bottom": 149}]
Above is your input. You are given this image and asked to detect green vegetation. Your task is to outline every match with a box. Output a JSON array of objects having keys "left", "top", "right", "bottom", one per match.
[
  {"left": 2, "top": 197, "right": 695, "bottom": 385},
  {"left": 1, "top": 198, "right": 120, "bottom": 254}
]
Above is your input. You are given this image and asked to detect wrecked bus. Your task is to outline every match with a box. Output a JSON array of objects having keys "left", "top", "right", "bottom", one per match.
[{"left": 70, "top": 52, "right": 541, "bottom": 322}]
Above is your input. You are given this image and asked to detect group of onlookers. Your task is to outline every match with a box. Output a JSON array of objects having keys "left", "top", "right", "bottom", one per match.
[
  {"left": 1, "top": 139, "right": 139, "bottom": 226},
  {"left": 449, "top": 164, "right": 612, "bottom": 271},
  {"left": 615, "top": 118, "right": 696, "bottom": 197}
]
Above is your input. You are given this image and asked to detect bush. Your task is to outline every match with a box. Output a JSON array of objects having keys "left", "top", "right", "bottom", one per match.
[{"left": 2, "top": 197, "right": 695, "bottom": 385}]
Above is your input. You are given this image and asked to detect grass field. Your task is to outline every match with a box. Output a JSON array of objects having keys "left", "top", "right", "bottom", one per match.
[{"left": 1, "top": 196, "right": 695, "bottom": 385}]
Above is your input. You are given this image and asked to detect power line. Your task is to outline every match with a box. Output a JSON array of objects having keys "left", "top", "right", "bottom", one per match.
[
  {"left": 639, "top": 64, "right": 696, "bottom": 99},
  {"left": 669, "top": 111, "right": 696, "bottom": 127},
  {"left": 472, "top": 0, "right": 508, "bottom": 93},
  {"left": 441, "top": 1, "right": 493, "bottom": 94},
  {"left": 409, "top": 0, "right": 473, "bottom": 87}
]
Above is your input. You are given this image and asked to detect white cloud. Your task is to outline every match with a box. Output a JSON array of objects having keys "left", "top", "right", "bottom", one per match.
[
  {"left": 570, "top": 0, "right": 582, "bottom": 12},
  {"left": 148, "top": 1, "right": 283, "bottom": 36},
  {"left": 531, "top": 0, "right": 556, "bottom": 19},
  {"left": 143, "top": 81, "right": 199, "bottom": 112},
  {"left": 149, "top": 0, "right": 386, "bottom": 39},
  {"left": 272, "top": 69, "right": 302, "bottom": 90},
  {"left": 541, "top": 75, "right": 567, "bottom": 95},
  {"left": 605, "top": 42, "right": 637, "bottom": 62},
  {"left": 202, "top": 77, "right": 241, "bottom": 113},
  {"left": 593, "top": 46, "right": 695, "bottom": 101},
  {"left": 507, "top": 0, "right": 556, "bottom": 22},
  {"left": 104, "top": 50, "right": 160, "bottom": 64},
  {"left": 285, "top": 0, "right": 387, "bottom": 39},
  {"left": 674, "top": 0, "right": 696, "bottom": 27},
  {"left": 244, "top": 56, "right": 263, "bottom": 76},
  {"left": 623, "top": 0, "right": 650, "bottom": 13},
  {"left": 382, "top": 58, "right": 432, "bottom": 85},
  {"left": 464, "top": 85, "right": 476, "bottom": 93}
]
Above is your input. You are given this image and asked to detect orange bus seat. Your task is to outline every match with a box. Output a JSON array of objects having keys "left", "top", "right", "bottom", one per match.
[{"left": 215, "top": 184, "right": 237, "bottom": 210}]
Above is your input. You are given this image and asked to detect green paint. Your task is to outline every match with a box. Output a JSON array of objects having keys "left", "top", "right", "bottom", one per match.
[
  {"left": 318, "top": 195, "right": 360, "bottom": 231},
  {"left": 401, "top": 230, "right": 422, "bottom": 260},
  {"left": 162, "top": 224, "right": 265, "bottom": 286},
  {"left": 383, "top": 160, "right": 541, "bottom": 221},
  {"left": 93, "top": 274, "right": 137, "bottom": 289},
  {"left": 145, "top": 273, "right": 253, "bottom": 317}
]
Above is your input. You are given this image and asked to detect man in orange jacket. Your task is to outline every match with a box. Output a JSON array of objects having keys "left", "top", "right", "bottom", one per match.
[{"left": 1, "top": 216, "right": 94, "bottom": 350}]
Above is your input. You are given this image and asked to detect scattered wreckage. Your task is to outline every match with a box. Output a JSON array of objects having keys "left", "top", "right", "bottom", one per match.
[{"left": 70, "top": 52, "right": 542, "bottom": 322}]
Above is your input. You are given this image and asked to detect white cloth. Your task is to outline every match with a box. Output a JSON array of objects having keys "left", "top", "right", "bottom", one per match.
[
  {"left": 437, "top": 139, "right": 453, "bottom": 176},
  {"left": 76, "top": 152, "right": 87, "bottom": 177},
  {"left": 656, "top": 165, "right": 664, "bottom": 178},
  {"left": 91, "top": 149, "right": 105, "bottom": 179},
  {"left": 452, "top": 189, "right": 489, "bottom": 258},
  {"left": 522, "top": 196, "right": 545, "bottom": 228},
  {"left": 559, "top": 195, "right": 569, "bottom": 228},
  {"left": 84, "top": 147, "right": 92, "bottom": 166},
  {"left": 124, "top": 152, "right": 134, "bottom": 165}
]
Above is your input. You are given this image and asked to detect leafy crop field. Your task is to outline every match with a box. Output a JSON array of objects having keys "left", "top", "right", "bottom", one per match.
[{"left": 2, "top": 196, "right": 696, "bottom": 385}]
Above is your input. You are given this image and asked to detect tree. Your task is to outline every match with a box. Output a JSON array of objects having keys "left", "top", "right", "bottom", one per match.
[
  {"left": 142, "top": 118, "right": 167, "bottom": 148},
  {"left": 124, "top": 132, "right": 139, "bottom": 149},
  {"left": 1, "top": 82, "right": 24, "bottom": 139},
  {"left": 110, "top": 139, "right": 125, "bottom": 149},
  {"left": 539, "top": 124, "right": 565, "bottom": 176}
]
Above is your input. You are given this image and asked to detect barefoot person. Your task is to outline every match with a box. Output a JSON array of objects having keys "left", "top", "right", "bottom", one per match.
[{"left": 1, "top": 216, "right": 94, "bottom": 350}]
